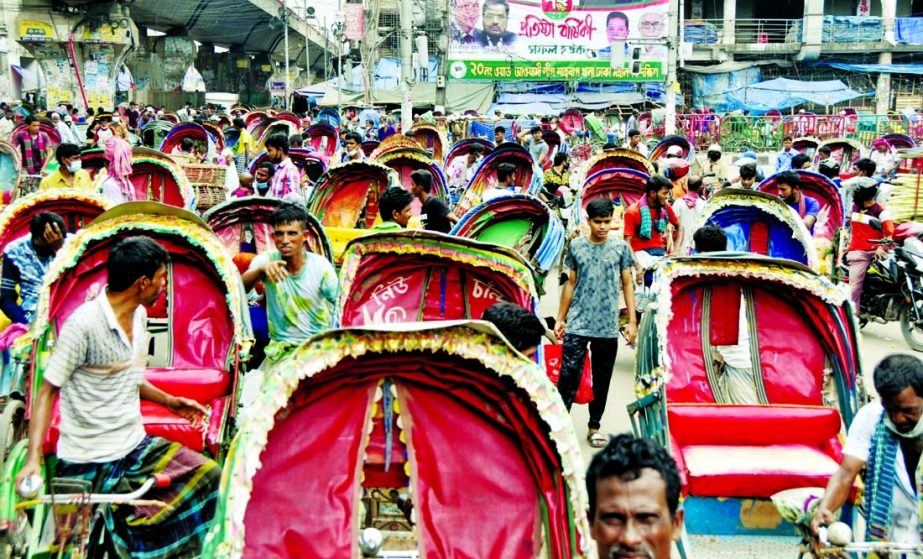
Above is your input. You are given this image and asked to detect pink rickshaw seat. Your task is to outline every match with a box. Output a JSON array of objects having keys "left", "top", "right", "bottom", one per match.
[{"left": 667, "top": 404, "right": 843, "bottom": 498}]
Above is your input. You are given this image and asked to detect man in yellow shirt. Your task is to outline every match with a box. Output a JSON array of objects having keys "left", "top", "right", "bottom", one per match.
[
  {"left": 232, "top": 117, "right": 254, "bottom": 173},
  {"left": 39, "top": 143, "right": 93, "bottom": 191}
]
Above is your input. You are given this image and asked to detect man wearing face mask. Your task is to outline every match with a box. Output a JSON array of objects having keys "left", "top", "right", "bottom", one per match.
[
  {"left": 253, "top": 163, "right": 275, "bottom": 196},
  {"left": 813, "top": 354, "right": 923, "bottom": 548},
  {"left": 264, "top": 134, "right": 303, "bottom": 201},
  {"left": 340, "top": 131, "right": 365, "bottom": 164},
  {"left": 39, "top": 143, "right": 93, "bottom": 191}
]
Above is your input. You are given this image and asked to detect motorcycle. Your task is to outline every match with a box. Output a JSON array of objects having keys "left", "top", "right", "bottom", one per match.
[{"left": 846, "top": 228, "right": 923, "bottom": 351}]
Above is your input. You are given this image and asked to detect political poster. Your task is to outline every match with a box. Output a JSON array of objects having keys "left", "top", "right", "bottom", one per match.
[{"left": 447, "top": 0, "right": 669, "bottom": 82}]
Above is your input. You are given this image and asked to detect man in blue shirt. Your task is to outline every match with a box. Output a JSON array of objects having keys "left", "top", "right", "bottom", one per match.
[
  {"left": 776, "top": 170, "right": 820, "bottom": 233},
  {"left": 775, "top": 136, "right": 795, "bottom": 172}
]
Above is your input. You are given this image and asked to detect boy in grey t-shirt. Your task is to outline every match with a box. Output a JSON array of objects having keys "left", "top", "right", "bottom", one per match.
[
  {"left": 554, "top": 197, "right": 637, "bottom": 448},
  {"left": 519, "top": 125, "right": 549, "bottom": 175}
]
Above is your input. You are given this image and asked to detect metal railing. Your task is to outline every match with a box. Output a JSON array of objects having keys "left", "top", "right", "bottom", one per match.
[
  {"left": 683, "top": 19, "right": 803, "bottom": 45},
  {"left": 637, "top": 114, "right": 923, "bottom": 152}
]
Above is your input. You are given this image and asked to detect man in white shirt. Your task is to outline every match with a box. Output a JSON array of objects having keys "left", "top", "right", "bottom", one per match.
[
  {"left": 813, "top": 354, "right": 923, "bottom": 546},
  {"left": 623, "top": 128, "right": 649, "bottom": 158},
  {"left": 870, "top": 139, "right": 898, "bottom": 179},
  {"left": 115, "top": 65, "right": 133, "bottom": 105},
  {"left": 50, "top": 112, "right": 76, "bottom": 144},
  {"left": 672, "top": 176, "right": 706, "bottom": 255}
]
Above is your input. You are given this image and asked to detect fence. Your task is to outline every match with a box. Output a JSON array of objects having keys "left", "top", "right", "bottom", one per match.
[{"left": 638, "top": 113, "right": 923, "bottom": 152}]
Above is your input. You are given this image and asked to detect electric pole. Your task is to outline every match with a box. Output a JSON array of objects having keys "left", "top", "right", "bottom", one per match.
[
  {"left": 664, "top": 0, "right": 679, "bottom": 135},
  {"left": 281, "top": 6, "right": 291, "bottom": 110},
  {"left": 399, "top": 0, "right": 413, "bottom": 132}
]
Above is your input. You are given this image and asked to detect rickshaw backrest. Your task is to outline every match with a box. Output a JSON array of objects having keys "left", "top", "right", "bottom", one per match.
[
  {"left": 666, "top": 279, "right": 826, "bottom": 405},
  {"left": 340, "top": 253, "right": 532, "bottom": 326},
  {"left": 47, "top": 235, "right": 235, "bottom": 370}
]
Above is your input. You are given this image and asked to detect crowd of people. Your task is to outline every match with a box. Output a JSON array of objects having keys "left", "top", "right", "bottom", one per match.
[{"left": 0, "top": 95, "right": 919, "bottom": 558}]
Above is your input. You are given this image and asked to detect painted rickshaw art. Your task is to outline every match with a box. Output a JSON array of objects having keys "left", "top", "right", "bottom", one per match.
[
  {"left": 159, "top": 122, "right": 219, "bottom": 162},
  {"left": 0, "top": 203, "right": 253, "bottom": 556},
  {"left": 0, "top": 140, "right": 22, "bottom": 200},
  {"left": 580, "top": 148, "right": 655, "bottom": 183},
  {"left": 695, "top": 188, "right": 818, "bottom": 270},
  {"left": 451, "top": 193, "right": 566, "bottom": 277},
  {"left": 337, "top": 231, "right": 538, "bottom": 327},
  {"left": 629, "top": 255, "right": 864, "bottom": 542},
  {"left": 816, "top": 138, "right": 864, "bottom": 174},
  {"left": 409, "top": 122, "right": 448, "bottom": 162},
  {"left": 202, "top": 322, "right": 590, "bottom": 559}
]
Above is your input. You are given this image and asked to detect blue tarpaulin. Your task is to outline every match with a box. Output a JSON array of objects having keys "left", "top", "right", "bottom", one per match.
[
  {"left": 812, "top": 62, "right": 923, "bottom": 75},
  {"left": 724, "top": 78, "right": 871, "bottom": 113},
  {"left": 822, "top": 16, "right": 883, "bottom": 43},
  {"left": 691, "top": 68, "right": 762, "bottom": 113},
  {"left": 896, "top": 17, "right": 923, "bottom": 45}
]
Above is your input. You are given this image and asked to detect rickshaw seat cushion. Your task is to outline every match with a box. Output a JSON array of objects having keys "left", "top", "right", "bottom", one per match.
[
  {"left": 144, "top": 367, "right": 231, "bottom": 404},
  {"left": 139, "top": 397, "right": 227, "bottom": 455},
  {"left": 668, "top": 405, "right": 843, "bottom": 498},
  {"left": 667, "top": 404, "right": 841, "bottom": 447}
]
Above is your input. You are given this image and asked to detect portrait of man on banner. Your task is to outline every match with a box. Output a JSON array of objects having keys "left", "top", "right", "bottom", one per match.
[{"left": 474, "top": 0, "right": 518, "bottom": 49}]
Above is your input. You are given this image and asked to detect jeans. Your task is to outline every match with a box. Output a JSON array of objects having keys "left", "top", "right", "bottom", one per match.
[
  {"left": 846, "top": 249, "right": 876, "bottom": 312},
  {"left": 557, "top": 333, "right": 619, "bottom": 430}
]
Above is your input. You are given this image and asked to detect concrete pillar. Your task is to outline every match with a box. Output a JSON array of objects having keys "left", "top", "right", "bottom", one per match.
[
  {"left": 196, "top": 44, "right": 219, "bottom": 93},
  {"left": 881, "top": 0, "right": 896, "bottom": 43},
  {"left": 15, "top": 10, "right": 138, "bottom": 111},
  {"left": 722, "top": 0, "right": 736, "bottom": 46},
  {"left": 876, "top": 52, "right": 892, "bottom": 114},
  {"left": 796, "top": 0, "right": 824, "bottom": 61}
]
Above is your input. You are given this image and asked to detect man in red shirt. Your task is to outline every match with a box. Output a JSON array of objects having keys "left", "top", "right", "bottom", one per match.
[
  {"left": 846, "top": 180, "right": 895, "bottom": 312},
  {"left": 624, "top": 174, "right": 681, "bottom": 283}
]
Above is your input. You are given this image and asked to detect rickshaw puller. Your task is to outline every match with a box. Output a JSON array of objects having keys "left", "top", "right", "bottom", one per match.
[
  {"left": 17, "top": 236, "right": 219, "bottom": 558},
  {"left": 812, "top": 354, "right": 923, "bottom": 547}
]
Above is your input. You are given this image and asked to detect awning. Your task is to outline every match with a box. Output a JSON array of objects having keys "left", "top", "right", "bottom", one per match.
[
  {"left": 811, "top": 62, "right": 923, "bottom": 76},
  {"left": 725, "top": 77, "right": 872, "bottom": 112}
]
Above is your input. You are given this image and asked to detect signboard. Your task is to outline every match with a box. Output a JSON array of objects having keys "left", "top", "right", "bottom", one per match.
[
  {"left": 18, "top": 20, "right": 54, "bottom": 42},
  {"left": 270, "top": 81, "right": 286, "bottom": 95},
  {"left": 343, "top": 3, "right": 365, "bottom": 41},
  {"left": 447, "top": 0, "right": 668, "bottom": 82}
]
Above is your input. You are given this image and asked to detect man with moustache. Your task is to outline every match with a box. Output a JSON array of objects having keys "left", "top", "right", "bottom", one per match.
[
  {"left": 474, "top": 0, "right": 517, "bottom": 49},
  {"left": 587, "top": 433, "right": 684, "bottom": 559}
]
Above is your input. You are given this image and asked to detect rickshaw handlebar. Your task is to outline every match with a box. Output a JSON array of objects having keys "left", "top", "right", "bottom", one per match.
[{"left": 19, "top": 474, "right": 171, "bottom": 505}]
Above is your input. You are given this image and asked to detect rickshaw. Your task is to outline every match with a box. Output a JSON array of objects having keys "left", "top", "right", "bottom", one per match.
[
  {"left": 315, "top": 107, "right": 341, "bottom": 128},
  {"left": 541, "top": 130, "right": 561, "bottom": 171},
  {"left": 202, "top": 321, "right": 590, "bottom": 558},
  {"left": 305, "top": 160, "right": 400, "bottom": 262},
  {"left": 695, "top": 188, "right": 818, "bottom": 269},
  {"left": 247, "top": 148, "right": 327, "bottom": 186},
  {"left": 559, "top": 109, "right": 585, "bottom": 136},
  {"left": 303, "top": 122, "right": 339, "bottom": 162},
  {"left": 159, "top": 122, "right": 218, "bottom": 161},
  {"left": 759, "top": 170, "right": 846, "bottom": 277},
  {"left": 579, "top": 148, "right": 655, "bottom": 184},
  {"left": 141, "top": 120, "right": 173, "bottom": 148},
  {"left": 338, "top": 230, "right": 538, "bottom": 327},
  {"left": 572, "top": 168, "right": 649, "bottom": 236},
  {"left": 793, "top": 137, "right": 820, "bottom": 160},
  {"left": 126, "top": 154, "right": 196, "bottom": 210},
  {"left": 360, "top": 140, "right": 379, "bottom": 158},
  {"left": 878, "top": 133, "right": 917, "bottom": 174},
  {"left": 450, "top": 194, "right": 565, "bottom": 279},
  {"left": 202, "top": 123, "right": 227, "bottom": 154},
  {"left": 628, "top": 254, "right": 864, "bottom": 552},
  {"left": 254, "top": 120, "right": 298, "bottom": 154},
  {"left": 0, "top": 190, "right": 110, "bottom": 253},
  {"left": 370, "top": 138, "right": 449, "bottom": 205},
  {"left": 203, "top": 196, "right": 333, "bottom": 262},
  {"left": 650, "top": 135, "right": 695, "bottom": 164},
  {"left": 0, "top": 141, "right": 21, "bottom": 203},
  {"left": 816, "top": 138, "right": 864, "bottom": 174},
  {"left": 409, "top": 122, "right": 448, "bottom": 162},
  {"left": 454, "top": 144, "right": 540, "bottom": 218},
  {"left": 0, "top": 203, "right": 252, "bottom": 557},
  {"left": 444, "top": 138, "right": 495, "bottom": 173}
]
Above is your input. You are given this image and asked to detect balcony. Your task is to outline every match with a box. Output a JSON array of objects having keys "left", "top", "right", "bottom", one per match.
[{"left": 684, "top": 17, "right": 923, "bottom": 55}]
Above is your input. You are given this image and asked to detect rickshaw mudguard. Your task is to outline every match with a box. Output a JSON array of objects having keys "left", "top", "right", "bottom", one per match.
[
  {"left": 0, "top": 439, "right": 29, "bottom": 526},
  {"left": 202, "top": 322, "right": 591, "bottom": 559}
]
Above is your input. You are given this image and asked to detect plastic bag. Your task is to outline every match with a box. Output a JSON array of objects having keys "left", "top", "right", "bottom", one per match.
[{"left": 543, "top": 344, "right": 594, "bottom": 403}]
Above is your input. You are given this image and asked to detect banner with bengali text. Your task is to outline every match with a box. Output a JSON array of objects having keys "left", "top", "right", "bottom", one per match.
[{"left": 447, "top": 0, "right": 669, "bottom": 83}]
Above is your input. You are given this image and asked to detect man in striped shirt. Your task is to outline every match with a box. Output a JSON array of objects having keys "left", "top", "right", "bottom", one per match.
[
  {"left": 264, "top": 133, "right": 303, "bottom": 202},
  {"left": 18, "top": 236, "right": 220, "bottom": 558}
]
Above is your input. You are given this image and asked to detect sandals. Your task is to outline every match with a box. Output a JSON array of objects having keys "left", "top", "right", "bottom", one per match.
[{"left": 587, "top": 430, "right": 608, "bottom": 448}]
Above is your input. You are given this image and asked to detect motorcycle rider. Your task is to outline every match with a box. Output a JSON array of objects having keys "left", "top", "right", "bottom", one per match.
[{"left": 845, "top": 180, "right": 895, "bottom": 313}]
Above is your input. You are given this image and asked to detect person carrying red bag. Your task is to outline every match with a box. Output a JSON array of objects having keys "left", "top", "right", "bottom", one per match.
[{"left": 554, "top": 197, "right": 637, "bottom": 448}]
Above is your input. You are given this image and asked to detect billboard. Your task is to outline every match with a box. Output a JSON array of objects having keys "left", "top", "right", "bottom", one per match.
[{"left": 447, "top": 0, "right": 669, "bottom": 82}]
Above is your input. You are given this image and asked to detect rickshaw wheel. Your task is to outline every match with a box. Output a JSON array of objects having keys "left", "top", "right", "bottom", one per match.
[
  {"left": 900, "top": 302, "right": 923, "bottom": 352},
  {"left": 0, "top": 399, "right": 25, "bottom": 468}
]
